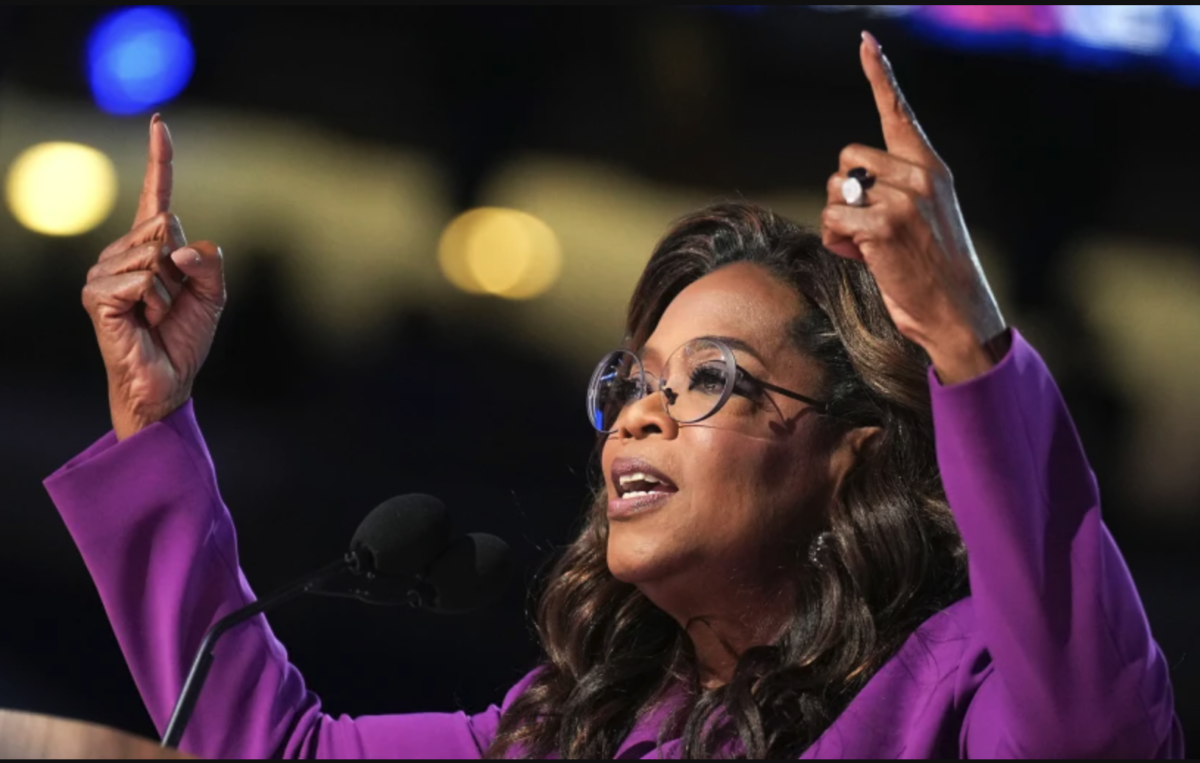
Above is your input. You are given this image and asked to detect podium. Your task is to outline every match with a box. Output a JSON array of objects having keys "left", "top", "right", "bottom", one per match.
[{"left": 0, "top": 709, "right": 191, "bottom": 760}]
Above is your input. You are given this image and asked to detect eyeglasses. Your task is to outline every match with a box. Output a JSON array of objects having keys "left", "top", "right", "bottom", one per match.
[{"left": 586, "top": 337, "right": 830, "bottom": 434}]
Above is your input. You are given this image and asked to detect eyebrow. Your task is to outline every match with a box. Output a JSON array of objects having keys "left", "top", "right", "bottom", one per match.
[
  {"left": 641, "top": 335, "right": 767, "bottom": 365},
  {"left": 702, "top": 335, "right": 767, "bottom": 364}
]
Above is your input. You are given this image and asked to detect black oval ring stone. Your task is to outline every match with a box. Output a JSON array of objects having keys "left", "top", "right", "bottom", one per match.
[{"left": 848, "top": 166, "right": 876, "bottom": 190}]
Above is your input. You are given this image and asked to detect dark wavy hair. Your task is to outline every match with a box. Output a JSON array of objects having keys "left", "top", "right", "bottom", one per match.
[{"left": 487, "top": 201, "right": 969, "bottom": 759}]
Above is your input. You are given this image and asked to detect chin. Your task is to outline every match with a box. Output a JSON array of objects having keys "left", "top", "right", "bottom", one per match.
[
  {"left": 605, "top": 527, "right": 689, "bottom": 585},
  {"left": 607, "top": 555, "right": 655, "bottom": 585}
]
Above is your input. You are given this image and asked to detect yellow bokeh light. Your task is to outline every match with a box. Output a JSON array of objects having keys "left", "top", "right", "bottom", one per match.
[
  {"left": 5, "top": 142, "right": 119, "bottom": 236},
  {"left": 437, "top": 207, "right": 562, "bottom": 300}
]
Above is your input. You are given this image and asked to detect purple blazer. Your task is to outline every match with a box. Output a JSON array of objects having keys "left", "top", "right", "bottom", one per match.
[{"left": 44, "top": 331, "right": 1184, "bottom": 759}]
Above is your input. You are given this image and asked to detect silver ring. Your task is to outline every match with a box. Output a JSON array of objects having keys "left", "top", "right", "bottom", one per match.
[{"left": 842, "top": 176, "right": 867, "bottom": 207}]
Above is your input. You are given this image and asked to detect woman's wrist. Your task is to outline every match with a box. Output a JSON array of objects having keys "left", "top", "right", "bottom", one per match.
[
  {"left": 111, "top": 407, "right": 157, "bottom": 442},
  {"left": 925, "top": 324, "right": 1010, "bottom": 386},
  {"left": 108, "top": 388, "right": 191, "bottom": 442}
]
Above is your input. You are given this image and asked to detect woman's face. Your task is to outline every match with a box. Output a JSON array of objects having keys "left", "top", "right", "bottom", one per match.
[{"left": 601, "top": 262, "right": 865, "bottom": 603}]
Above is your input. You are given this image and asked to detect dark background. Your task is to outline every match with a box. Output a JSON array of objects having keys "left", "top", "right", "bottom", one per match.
[{"left": 0, "top": 5, "right": 1197, "bottom": 753}]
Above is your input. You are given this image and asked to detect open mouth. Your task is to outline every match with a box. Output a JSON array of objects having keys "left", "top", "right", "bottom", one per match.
[
  {"left": 610, "top": 459, "right": 679, "bottom": 500},
  {"left": 616, "top": 472, "right": 676, "bottom": 499}
]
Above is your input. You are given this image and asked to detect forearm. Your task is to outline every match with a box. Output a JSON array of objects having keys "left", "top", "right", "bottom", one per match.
[
  {"left": 44, "top": 402, "right": 319, "bottom": 758},
  {"left": 930, "top": 330, "right": 1179, "bottom": 757}
]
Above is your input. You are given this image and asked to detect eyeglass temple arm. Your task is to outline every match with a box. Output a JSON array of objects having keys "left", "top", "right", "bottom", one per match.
[{"left": 748, "top": 375, "right": 831, "bottom": 415}]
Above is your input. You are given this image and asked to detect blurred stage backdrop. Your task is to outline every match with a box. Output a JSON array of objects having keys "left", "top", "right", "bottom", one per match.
[{"left": 0, "top": 5, "right": 1197, "bottom": 748}]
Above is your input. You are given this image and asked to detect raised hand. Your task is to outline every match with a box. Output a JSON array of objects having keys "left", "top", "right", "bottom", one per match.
[
  {"left": 821, "top": 32, "right": 1007, "bottom": 384},
  {"left": 81, "top": 116, "right": 226, "bottom": 440}
]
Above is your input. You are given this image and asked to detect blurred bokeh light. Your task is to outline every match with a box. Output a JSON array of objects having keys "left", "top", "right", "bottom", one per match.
[
  {"left": 438, "top": 208, "right": 563, "bottom": 300},
  {"left": 87, "top": 6, "right": 195, "bottom": 115},
  {"left": 4, "top": 142, "right": 118, "bottom": 236},
  {"left": 804, "top": 6, "right": 1200, "bottom": 78}
]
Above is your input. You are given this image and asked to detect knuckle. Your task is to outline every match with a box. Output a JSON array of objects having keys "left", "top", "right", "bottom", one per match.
[
  {"left": 151, "top": 244, "right": 172, "bottom": 265},
  {"left": 930, "top": 159, "right": 953, "bottom": 183},
  {"left": 892, "top": 197, "right": 916, "bottom": 225},
  {"left": 894, "top": 191, "right": 919, "bottom": 216},
  {"left": 911, "top": 167, "right": 934, "bottom": 197},
  {"left": 86, "top": 263, "right": 104, "bottom": 283},
  {"left": 874, "top": 212, "right": 898, "bottom": 239},
  {"left": 153, "top": 212, "right": 183, "bottom": 238}
]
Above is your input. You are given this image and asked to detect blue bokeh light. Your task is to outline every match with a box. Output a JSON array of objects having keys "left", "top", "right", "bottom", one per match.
[{"left": 88, "top": 7, "right": 195, "bottom": 115}]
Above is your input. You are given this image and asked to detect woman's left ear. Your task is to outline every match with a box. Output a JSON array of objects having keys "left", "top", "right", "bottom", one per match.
[
  {"left": 846, "top": 426, "right": 882, "bottom": 457},
  {"left": 831, "top": 425, "right": 882, "bottom": 481}
]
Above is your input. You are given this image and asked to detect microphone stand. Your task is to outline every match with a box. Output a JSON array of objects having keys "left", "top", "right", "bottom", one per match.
[{"left": 160, "top": 554, "right": 358, "bottom": 750}]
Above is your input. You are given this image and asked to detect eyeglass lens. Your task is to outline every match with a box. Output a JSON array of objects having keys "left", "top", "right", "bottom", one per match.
[{"left": 587, "top": 339, "right": 733, "bottom": 433}]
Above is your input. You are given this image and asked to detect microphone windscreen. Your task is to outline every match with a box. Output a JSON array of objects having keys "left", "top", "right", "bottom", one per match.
[
  {"left": 422, "top": 533, "right": 513, "bottom": 615},
  {"left": 351, "top": 494, "right": 453, "bottom": 578}
]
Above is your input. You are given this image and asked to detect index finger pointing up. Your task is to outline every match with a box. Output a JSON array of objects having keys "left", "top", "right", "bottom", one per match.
[
  {"left": 134, "top": 114, "right": 173, "bottom": 227},
  {"left": 860, "top": 32, "right": 940, "bottom": 166}
]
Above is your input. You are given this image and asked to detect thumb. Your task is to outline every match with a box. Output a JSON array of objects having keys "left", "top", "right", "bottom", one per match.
[{"left": 170, "top": 241, "right": 226, "bottom": 307}]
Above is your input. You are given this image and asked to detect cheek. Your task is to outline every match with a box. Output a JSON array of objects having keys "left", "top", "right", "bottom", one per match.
[
  {"left": 601, "top": 424, "right": 836, "bottom": 582},
  {"left": 689, "top": 425, "right": 834, "bottom": 545}
]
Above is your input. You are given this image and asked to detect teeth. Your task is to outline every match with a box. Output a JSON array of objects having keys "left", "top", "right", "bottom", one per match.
[
  {"left": 619, "top": 472, "right": 662, "bottom": 486},
  {"left": 616, "top": 470, "right": 674, "bottom": 499}
]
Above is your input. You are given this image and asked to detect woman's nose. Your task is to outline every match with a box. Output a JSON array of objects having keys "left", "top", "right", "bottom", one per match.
[{"left": 616, "top": 391, "right": 679, "bottom": 441}]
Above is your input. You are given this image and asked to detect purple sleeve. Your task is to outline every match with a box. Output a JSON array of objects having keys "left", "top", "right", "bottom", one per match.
[
  {"left": 930, "top": 330, "right": 1184, "bottom": 758},
  {"left": 43, "top": 401, "right": 531, "bottom": 760}
]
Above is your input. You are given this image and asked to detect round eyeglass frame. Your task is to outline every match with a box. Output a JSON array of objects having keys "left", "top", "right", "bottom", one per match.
[{"left": 586, "top": 337, "right": 831, "bottom": 435}]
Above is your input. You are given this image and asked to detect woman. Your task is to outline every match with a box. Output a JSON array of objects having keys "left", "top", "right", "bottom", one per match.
[{"left": 46, "top": 35, "right": 1181, "bottom": 759}]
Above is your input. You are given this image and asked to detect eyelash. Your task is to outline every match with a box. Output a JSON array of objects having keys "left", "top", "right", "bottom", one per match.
[
  {"left": 612, "top": 366, "right": 764, "bottom": 402},
  {"left": 690, "top": 365, "right": 764, "bottom": 400}
]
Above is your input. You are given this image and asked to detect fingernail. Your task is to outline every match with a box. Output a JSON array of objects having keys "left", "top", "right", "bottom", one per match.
[
  {"left": 170, "top": 247, "right": 200, "bottom": 269},
  {"left": 862, "top": 30, "right": 881, "bottom": 53}
]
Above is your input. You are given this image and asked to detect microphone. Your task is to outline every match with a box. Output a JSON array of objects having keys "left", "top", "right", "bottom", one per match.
[
  {"left": 160, "top": 494, "right": 510, "bottom": 750},
  {"left": 411, "top": 533, "right": 513, "bottom": 614},
  {"left": 351, "top": 494, "right": 453, "bottom": 577}
]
